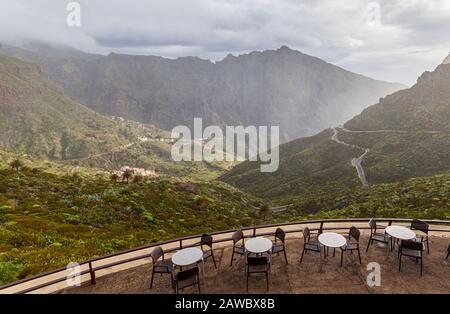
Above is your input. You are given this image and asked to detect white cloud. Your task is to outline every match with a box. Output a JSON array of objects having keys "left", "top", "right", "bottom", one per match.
[{"left": 0, "top": 0, "right": 449, "bottom": 85}]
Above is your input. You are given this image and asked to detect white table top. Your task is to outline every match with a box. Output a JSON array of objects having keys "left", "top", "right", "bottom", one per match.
[
  {"left": 386, "top": 225, "right": 416, "bottom": 240},
  {"left": 245, "top": 237, "right": 273, "bottom": 253},
  {"left": 172, "top": 247, "right": 203, "bottom": 266},
  {"left": 318, "top": 232, "right": 347, "bottom": 248}
]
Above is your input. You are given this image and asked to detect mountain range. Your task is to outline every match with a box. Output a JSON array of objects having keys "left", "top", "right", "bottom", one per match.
[{"left": 3, "top": 43, "right": 405, "bottom": 141}]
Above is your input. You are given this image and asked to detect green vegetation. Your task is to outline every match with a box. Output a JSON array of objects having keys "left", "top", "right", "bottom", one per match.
[
  {"left": 0, "top": 164, "right": 258, "bottom": 285},
  {"left": 0, "top": 157, "right": 448, "bottom": 285}
]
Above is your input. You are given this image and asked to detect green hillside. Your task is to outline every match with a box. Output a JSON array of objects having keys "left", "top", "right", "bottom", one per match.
[
  {"left": 0, "top": 52, "right": 137, "bottom": 160},
  {"left": 0, "top": 163, "right": 257, "bottom": 285},
  {"left": 0, "top": 158, "right": 448, "bottom": 285}
]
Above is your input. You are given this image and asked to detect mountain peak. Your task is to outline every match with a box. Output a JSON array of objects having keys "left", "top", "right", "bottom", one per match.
[
  {"left": 442, "top": 52, "right": 450, "bottom": 64},
  {"left": 277, "top": 45, "right": 293, "bottom": 52}
]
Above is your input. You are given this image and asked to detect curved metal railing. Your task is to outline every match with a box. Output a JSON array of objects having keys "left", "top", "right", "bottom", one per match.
[{"left": 1, "top": 217, "right": 450, "bottom": 294}]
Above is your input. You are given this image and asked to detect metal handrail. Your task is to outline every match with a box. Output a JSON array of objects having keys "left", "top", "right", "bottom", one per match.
[{"left": 1, "top": 217, "right": 449, "bottom": 294}]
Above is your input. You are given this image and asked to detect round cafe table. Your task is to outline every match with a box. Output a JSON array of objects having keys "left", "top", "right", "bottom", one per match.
[
  {"left": 385, "top": 225, "right": 416, "bottom": 252},
  {"left": 385, "top": 225, "right": 416, "bottom": 241},
  {"left": 245, "top": 237, "right": 273, "bottom": 254},
  {"left": 172, "top": 247, "right": 204, "bottom": 278},
  {"left": 318, "top": 232, "right": 347, "bottom": 271}
]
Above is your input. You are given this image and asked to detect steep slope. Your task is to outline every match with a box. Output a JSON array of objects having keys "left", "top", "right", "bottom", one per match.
[
  {"left": 0, "top": 51, "right": 135, "bottom": 159},
  {"left": 221, "top": 62, "right": 450, "bottom": 201},
  {"left": 4, "top": 44, "right": 405, "bottom": 140}
]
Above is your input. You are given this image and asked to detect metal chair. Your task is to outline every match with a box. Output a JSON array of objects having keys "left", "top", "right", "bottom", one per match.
[
  {"left": 272, "top": 227, "right": 288, "bottom": 264},
  {"left": 399, "top": 240, "right": 423, "bottom": 276},
  {"left": 340, "top": 226, "right": 362, "bottom": 266},
  {"left": 245, "top": 255, "right": 270, "bottom": 291},
  {"left": 366, "top": 218, "right": 390, "bottom": 252},
  {"left": 300, "top": 227, "right": 321, "bottom": 263},
  {"left": 410, "top": 219, "right": 430, "bottom": 254},
  {"left": 230, "top": 229, "right": 245, "bottom": 266},
  {"left": 200, "top": 233, "right": 217, "bottom": 268},
  {"left": 174, "top": 266, "right": 201, "bottom": 294},
  {"left": 149, "top": 246, "right": 173, "bottom": 289}
]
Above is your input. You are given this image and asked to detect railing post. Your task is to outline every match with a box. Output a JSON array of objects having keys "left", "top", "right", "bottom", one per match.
[
  {"left": 179, "top": 239, "right": 183, "bottom": 249},
  {"left": 88, "top": 261, "right": 96, "bottom": 285},
  {"left": 253, "top": 227, "right": 256, "bottom": 237},
  {"left": 319, "top": 221, "right": 324, "bottom": 234}
]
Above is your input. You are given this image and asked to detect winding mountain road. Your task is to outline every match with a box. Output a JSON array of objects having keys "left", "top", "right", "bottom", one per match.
[
  {"left": 331, "top": 126, "right": 442, "bottom": 187},
  {"left": 331, "top": 128, "right": 370, "bottom": 186}
]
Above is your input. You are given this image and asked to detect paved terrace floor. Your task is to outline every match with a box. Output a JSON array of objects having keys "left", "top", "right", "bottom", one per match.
[{"left": 64, "top": 234, "right": 450, "bottom": 294}]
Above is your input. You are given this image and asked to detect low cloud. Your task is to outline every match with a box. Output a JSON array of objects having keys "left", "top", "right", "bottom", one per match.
[{"left": 0, "top": 0, "right": 449, "bottom": 85}]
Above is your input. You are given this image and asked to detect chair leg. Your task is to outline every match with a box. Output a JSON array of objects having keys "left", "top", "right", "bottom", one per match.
[
  {"left": 398, "top": 254, "right": 402, "bottom": 272},
  {"left": 426, "top": 238, "right": 430, "bottom": 254},
  {"left": 266, "top": 271, "right": 269, "bottom": 291},
  {"left": 212, "top": 253, "right": 217, "bottom": 269},
  {"left": 333, "top": 248, "right": 335, "bottom": 257},
  {"left": 150, "top": 270, "right": 154, "bottom": 289},
  {"left": 340, "top": 250, "right": 344, "bottom": 267},
  {"left": 230, "top": 251, "right": 235, "bottom": 266},
  {"left": 300, "top": 248, "right": 306, "bottom": 263},
  {"left": 446, "top": 251, "right": 450, "bottom": 259},
  {"left": 357, "top": 248, "right": 362, "bottom": 264},
  {"left": 283, "top": 249, "right": 288, "bottom": 264},
  {"left": 365, "top": 237, "right": 372, "bottom": 252},
  {"left": 246, "top": 274, "right": 249, "bottom": 292},
  {"left": 420, "top": 259, "right": 423, "bottom": 276},
  {"left": 198, "top": 277, "right": 201, "bottom": 294}
]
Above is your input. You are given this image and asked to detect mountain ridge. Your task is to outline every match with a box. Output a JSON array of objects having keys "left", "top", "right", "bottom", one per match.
[{"left": 3, "top": 43, "right": 405, "bottom": 141}]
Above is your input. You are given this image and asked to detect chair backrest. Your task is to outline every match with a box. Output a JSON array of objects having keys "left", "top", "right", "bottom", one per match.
[
  {"left": 201, "top": 233, "right": 213, "bottom": 249},
  {"left": 349, "top": 226, "right": 360, "bottom": 242},
  {"left": 232, "top": 229, "right": 244, "bottom": 245},
  {"left": 247, "top": 256, "right": 268, "bottom": 267},
  {"left": 410, "top": 219, "right": 429, "bottom": 234},
  {"left": 369, "top": 218, "right": 377, "bottom": 232},
  {"left": 400, "top": 240, "right": 423, "bottom": 252},
  {"left": 275, "top": 227, "right": 286, "bottom": 243},
  {"left": 150, "top": 246, "right": 164, "bottom": 263},
  {"left": 302, "top": 227, "right": 311, "bottom": 242},
  {"left": 176, "top": 266, "right": 199, "bottom": 282}
]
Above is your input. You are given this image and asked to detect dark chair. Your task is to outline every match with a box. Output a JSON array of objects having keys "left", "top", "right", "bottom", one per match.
[
  {"left": 174, "top": 266, "right": 201, "bottom": 294},
  {"left": 410, "top": 219, "right": 430, "bottom": 254},
  {"left": 245, "top": 255, "right": 270, "bottom": 291},
  {"left": 200, "top": 233, "right": 217, "bottom": 268},
  {"left": 149, "top": 246, "right": 173, "bottom": 289},
  {"left": 446, "top": 244, "right": 450, "bottom": 259},
  {"left": 300, "top": 227, "right": 321, "bottom": 263},
  {"left": 230, "top": 229, "right": 245, "bottom": 266},
  {"left": 365, "top": 218, "right": 390, "bottom": 252},
  {"left": 399, "top": 240, "right": 423, "bottom": 276},
  {"left": 272, "top": 228, "right": 288, "bottom": 264},
  {"left": 340, "top": 226, "right": 362, "bottom": 266}
]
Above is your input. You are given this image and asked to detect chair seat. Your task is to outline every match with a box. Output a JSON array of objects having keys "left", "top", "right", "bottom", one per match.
[
  {"left": 154, "top": 259, "right": 173, "bottom": 273},
  {"left": 401, "top": 248, "right": 422, "bottom": 258},
  {"left": 234, "top": 245, "right": 245, "bottom": 255},
  {"left": 272, "top": 244, "right": 285, "bottom": 253},
  {"left": 203, "top": 250, "right": 213, "bottom": 259},
  {"left": 372, "top": 233, "right": 389, "bottom": 243},
  {"left": 412, "top": 236, "right": 427, "bottom": 243},
  {"left": 305, "top": 241, "right": 321, "bottom": 251},
  {"left": 343, "top": 242, "right": 359, "bottom": 250}
]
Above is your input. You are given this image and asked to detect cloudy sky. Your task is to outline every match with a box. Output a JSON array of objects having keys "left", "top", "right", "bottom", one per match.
[{"left": 0, "top": 0, "right": 449, "bottom": 85}]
